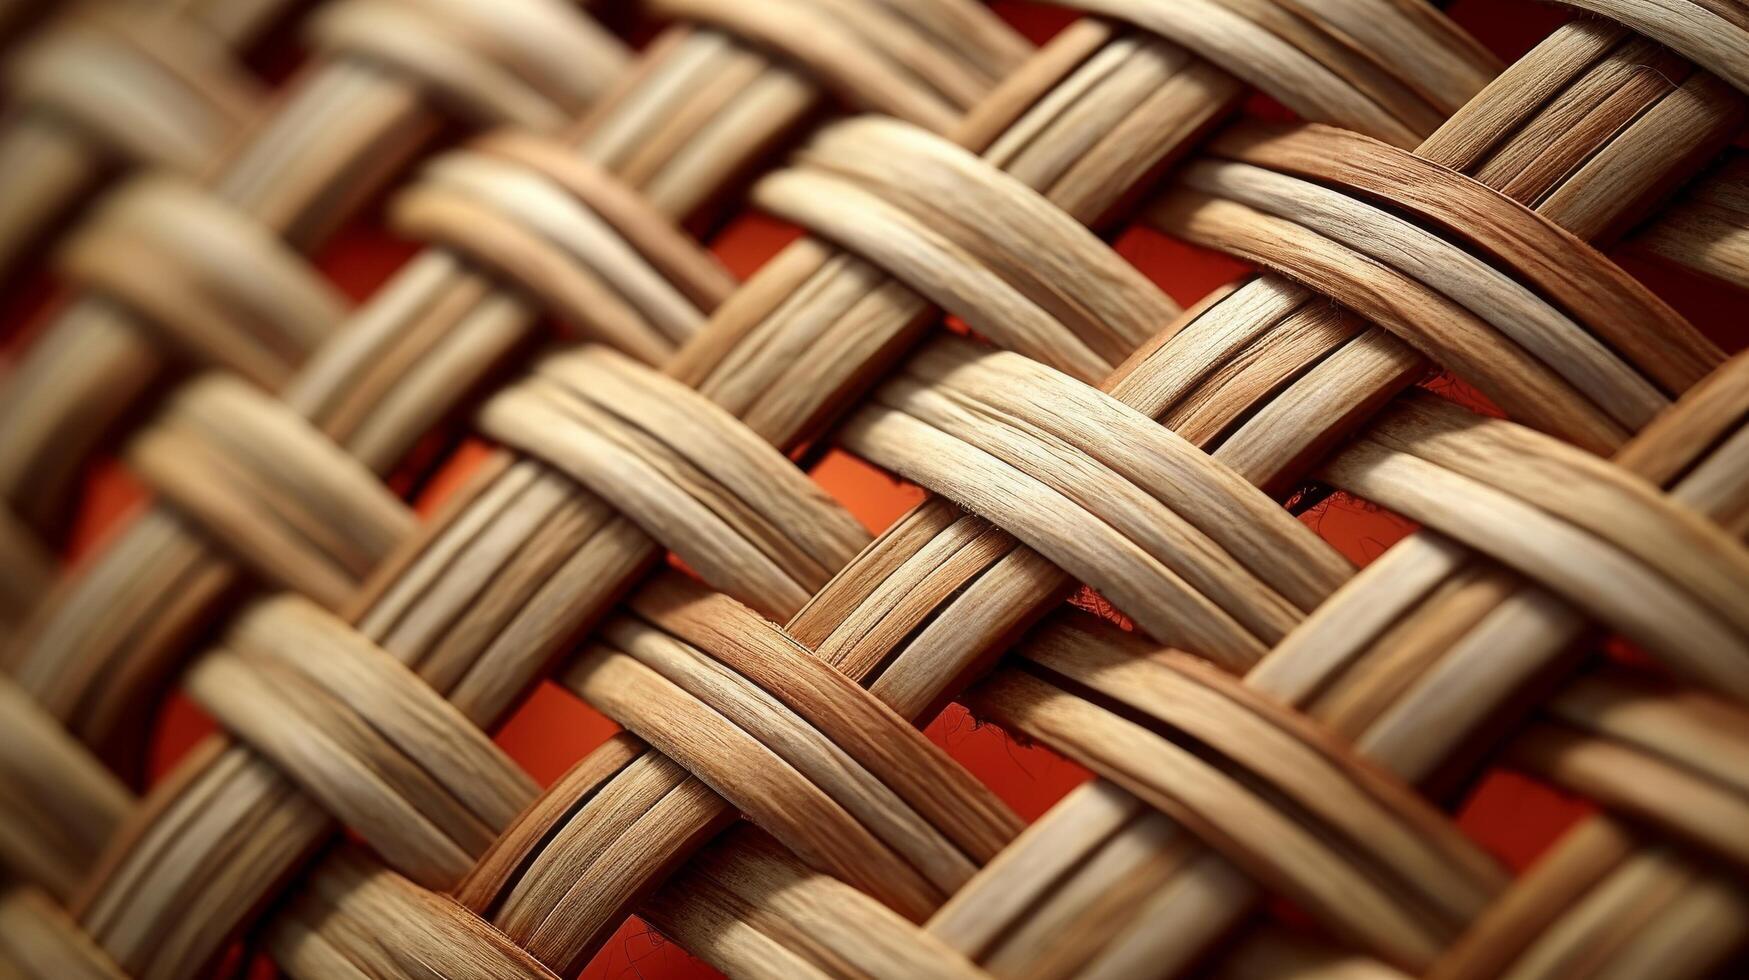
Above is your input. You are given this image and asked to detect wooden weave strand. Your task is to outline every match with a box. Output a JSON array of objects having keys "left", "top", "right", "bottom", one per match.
[{"left": 1, "top": 2, "right": 1747, "bottom": 980}]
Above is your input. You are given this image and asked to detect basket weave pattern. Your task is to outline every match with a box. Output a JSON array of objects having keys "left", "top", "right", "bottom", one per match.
[{"left": 1, "top": 0, "right": 1747, "bottom": 977}]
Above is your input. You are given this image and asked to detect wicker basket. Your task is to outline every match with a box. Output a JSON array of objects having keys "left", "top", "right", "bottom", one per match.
[{"left": 1, "top": 0, "right": 1747, "bottom": 977}]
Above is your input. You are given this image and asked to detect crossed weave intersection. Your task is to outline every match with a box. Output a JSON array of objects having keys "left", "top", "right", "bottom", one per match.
[{"left": 1, "top": 0, "right": 1747, "bottom": 977}]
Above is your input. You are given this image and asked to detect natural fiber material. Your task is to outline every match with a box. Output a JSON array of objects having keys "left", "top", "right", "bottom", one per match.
[{"left": 0, "top": 1, "right": 1746, "bottom": 979}]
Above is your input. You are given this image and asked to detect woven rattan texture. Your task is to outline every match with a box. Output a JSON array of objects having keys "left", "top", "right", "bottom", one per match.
[{"left": 1, "top": 0, "right": 1747, "bottom": 977}]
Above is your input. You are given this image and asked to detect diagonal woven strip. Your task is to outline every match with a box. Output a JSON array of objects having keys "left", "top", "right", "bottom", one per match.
[{"left": 1, "top": 2, "right": 1747, "bottom": 979}]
